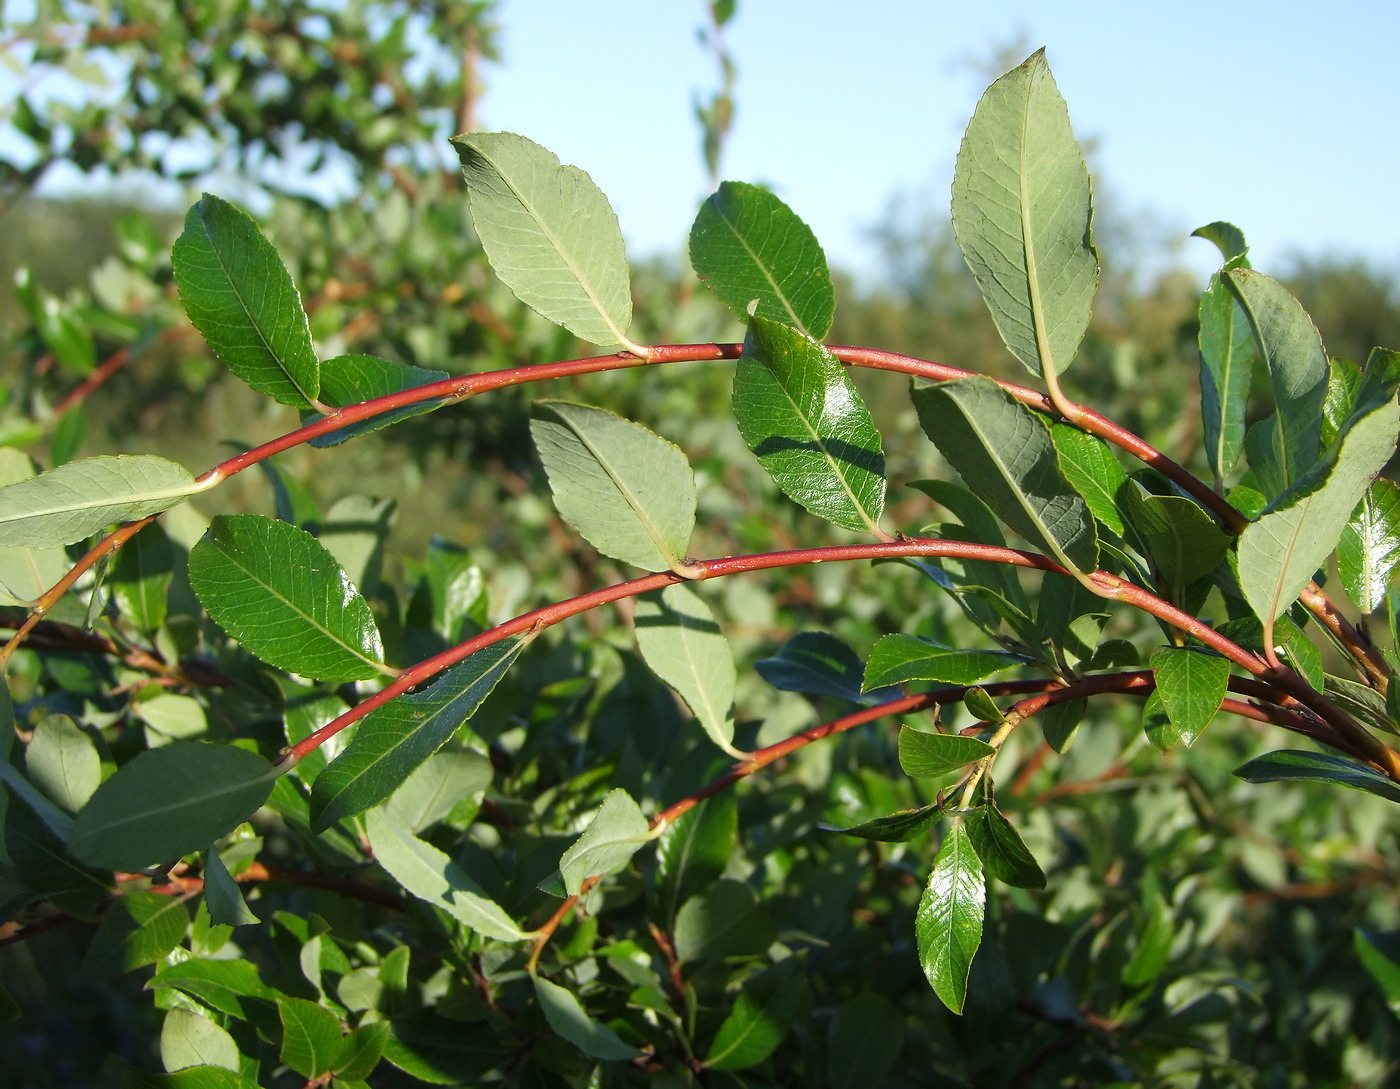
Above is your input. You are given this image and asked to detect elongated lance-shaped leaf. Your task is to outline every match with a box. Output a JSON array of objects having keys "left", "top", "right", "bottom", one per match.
[
  {"left": 189, "top": 515, "right": 386, "bottom": 683},
  {"left": 173, "top": 194, "right": 320, "bottom": 409},
  {"left": 1150, "top": 646, "right": 1229, "bottom": 749},
  {"left": 737, "top": 315, "right": 886, "bottom": 534},
  {"left": 1239, "top": 353, "right": 1400, "bottom": 632},
  {"left": 1197, "top": 271, "right": 1256, "bottom": 482},
  {"left": 689, "top": 180, "right": 835, "bottom": 339},
  {"left": 703, "top": 958, "right": 804, "bottom": 1071},
  {"left": 558, "top": 788, "right": 650, "bottom": 896},
  {"left": 451, "top": 132, "right": 636, "bottom": 349},
  {"left": 1052, "top": 424, "right": 1126, "bottom": 535},
  {"left": 1234, "top": 749, "right": 1400, "bottom": 805},
  {"left": 917, "top": 823, "right": 985, "bottom": 1014},
  {"left": 1339, "top": 479, "right": 1400, "bottom": 614},
  {"left": 951, "top": 49, "right": 1098, "bottom": 377},
  {"left": 531, "top": 401, "right": 696, "bottom": 573},
  {"left": 864, "top": 634, "right": 1023, "bottom": 690},
  {"left": 310, "top": 637, "right": 523, "bottom": 832},
  {"left": 964, "top": 806, "right": 1045, "bottom": 888},
  {"left": 913, "top": 376, "right": 1098, "bottom": 573},
  {"left": 634, "top": 584, "right": 738, "bottom": 753},
  {"left": 899, "top": 727, "right": 995, "bottom": 779},
  {"left": 310, "top": 354, "right": 449, "bottom": 448},
  {"left": 0, "top": 455, "right": 200, "bottom": 547},
  {"left": 533, "top": 976, "right": 643, "bottom": 1061},
  {"left": 1226, "top": 269, "right": 1329, "bottom": 497}
]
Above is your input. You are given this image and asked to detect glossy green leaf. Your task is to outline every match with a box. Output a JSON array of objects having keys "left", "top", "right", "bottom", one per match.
[
  {"left": 110, "top": 520, "right": 174, "bottom": 634},
  {"left": 1150, "top": 646, "right": 1229, "bottom": 749},
  {"left": 531, "top": 400, "right": 695, "bottom": 573},
  {"left": 912, "top": 377, "right": 1098, "bottom": 574},
  {"left": 279, "top": 996, "right": 344, "bottom": 1078},
  {"left": 1052, "top": 425, "right": 1126, "bottom": 535},
  {"left": 916, "top": 824, "right": 985, "bottom": 1014},
  {"left": 1141, "top": 688, "right": 1180, "bottom": 754},
  {"left": 964, "top": 805, "right": 1045, "bottom": 888},
  {"left": 70, "top": 742, "right": 275, "bottom": 871},
  {"left": 674, "top": 879, "right": 775, "bottom": 962},
  {"left": 189, "top": 514, "right": 385, "bottom": 683},
  {"left": 864, "top": 633, "right": 1022, "bottom": 690},
  {"left": 754, "top": 631, "right": 870, "bottom": 702},
  {"left": 203, "top": 848, "right": 258, "bottom": 927},
  {"left": 822, "top": 802, "right": 943, "bottom": 843},
  {"left": 1120, "top": 484, "right": 1232, "bottom": 589},
  {"left": 704, "top": 958, "right": 804, "bottom": 1071},
  {"left": 634, "top": 584, "right": 736, "bottom": 752},
  {"left": 1356, "top": 930, "right": 1400, "bottom": 1016},
  {"left": 1225, "top": 269, "right": 1329, "bottom": 497},
  {"left": 533, "top": 975, "right": 643, "bottom": 1061},
  {"left": 829, "top": 993, "right": 903, "bottom": 1089},
  {"left": 452, "top": 132, "right": 635, "bottom": 348},
  {"left": 656, "top": 793, "right": 737, "bottom": 924},
  {"left": 0, "top": 455, "right": 199, "bottom": 547},
  {"left": 1042, "top": 697, "right": 1086, "bottom": 753},
  {"left": 951, "top": 49, "right": 1097, "bottom": 377},
  {"left": 736, "top": 314, "right": 886, "bottom": 534},
  {"left": 964, "top": 687, "right": 1007, "bottom": 723},
  {"left": 898, "top": 727, "right": 995, "bottom": 779},
  {"left": 383, "top": 1011, "right": 510, "bottom": 1083},
  {"left": 689, "top": 180, "right": 834, "bottom": 339},
  {"left": 161, "top": 1010, "right": 240, "bottom": 1073},
  {"left": 364, "top": 807, "right": 525, "bottom": 940},
  {"left": 173, "top": 193, "right": 320, "bottom": 408},
  {"left": 333, "top": 1021, "right": 390, "bottom": 1081},
  {"left": 1323, "top": 357, "right": 1364, "bottom": 447},
  {"left": 310, "top": 637, "right": 522, "bottom": 831},
  {"left": 1339, "top": 479, "right": 1400, "bottom": 614},
  {"left": 1197, "top": 270, "right": 1256, "bottom": 482},
  {"left": 381, "top": 749, "right": 492, "bottom": 835},
  {"left": 148, "top": 959, "right": 281, "bottom": 1021},
  {"left": 310, "top": 354, "right": 450, "bottom": 447},
  {"left": 25, "top": 714, "right": 99, "bottom": 813},
  {"left": 1234, "top": 749, "right": 1400, "bottom": 804},
  {"left": 558, "top": 788, "right": 650, "bottom": 896},
  {"left": 84, "top": 890, "right": 189, "bottom": 975}
]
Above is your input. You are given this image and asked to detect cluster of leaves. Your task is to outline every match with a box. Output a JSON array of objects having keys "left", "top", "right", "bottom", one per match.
[{"left": 4, "top": 32, "right": 1400, "bottom": 1089}]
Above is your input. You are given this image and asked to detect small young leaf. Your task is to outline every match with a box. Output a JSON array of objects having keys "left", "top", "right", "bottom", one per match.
[
  {"left": 736, "top": 314, "right": 886, "bottom": 534},
  {"left": 84, "top": 890, "right": 189, "bottom": 975},
  {"left": 898, "top": 727, "right": 994, "bottom": 779},
  {"left": 964, "top": 806, "right": 1045, "bottom": 888},
  {"left": 25, "top": 714, "right": 99, "bottom": 813},
  {"left": 1150, "top": 646, "right": 1229, "bottom": 748},
  {"left": 558, "top": 788, "right": 650, "bottom": 896},
  {"left": 531, "top": 400, "right": 696, "bottom": 573},
  {"left": 173, "top": 193, "right": 320, "bottom": 409},
  {"left": 951, "top": 49, "right": 1097, "bottom": 377},
  {"left": 1042, "top": 697, "right": 1086, "bottom": 753},
  {"left": 704, "top": 958, "right": 804, "bottom": 1071},
  {"left": 310, "top": 354, "right": 450, "bottom": 447},
  {"left": 189, "top": 514, "right": 386, "bottom": 683},
  {"left": 452, "top": 132, "right": 635, "bottom": 349},
  {"left": 821, "top": 802, "right": 943, "bottom": 843},
  {"left": 69, "top": 742, "right": 274, "bottom": 872},
  {"left": 964, "top": 686, "right": 1006, "bottom": 724},
  {"left": 0, "top": 455, "right": 199, "bottom": 547},
  {"left": 864, "top": 633, "right": 1023, "bottom": 690},
  {"left": 160, "top": 1009, "right": 241, "bottom": 1073},
  {"left": 689, "top": 180, "right": 835, "bottom": 339},
  {"left": 1234, "top": 749, "right": 1400, "bottom": 804},
  {"left": 110, "top": 520, "right": 175, "bottom": 634},
  {"left": 634, "top": 584, "right": 737, "bottom": 753},
  {"left": 202, "top": 849, "right": 259, "bottom": 927},
  {"left": 310, "top": 637, "right": 522, "bottom": 831},
  {"left": 912, "top": 377, "right": 1098, "bottom": 574},
  {"left": 916, "top": 824, "right": 985, "bottom": 1014},
  {"left": 1052, "top": 425, "right": 1126, "bottom": 535},
  {"left": 673, "top": 879, "right": 775, "bottom": 962},
  {"left": 1339, "top": 479, "right": 1400, "bottom": 614},
  {"left": 278, "top": 996, "right": 344, "bottom": 1078},
  {"left": 533, "top": 975, "right": 643, "bottom": 1061},
  {"left": 754, "top": 631, "right": 871, "bottom": 702}
]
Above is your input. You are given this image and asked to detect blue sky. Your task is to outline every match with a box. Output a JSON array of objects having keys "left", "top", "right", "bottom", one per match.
[{"left": 483, "top": 0, "right": 1399, "bottom": 283}]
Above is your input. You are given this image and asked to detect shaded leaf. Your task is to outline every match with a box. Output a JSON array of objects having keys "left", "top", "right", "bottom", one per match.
[
  {"left": 821, "top": 802, "right": 943, "bottom": 843},
  {"left": 1122, "top": 895, "right": 1174, "bottom": 987},
  {"left": 864, "top": 633, "right": 1023, "bottom": 690},
  {"left": 754, "top": 631, "right": 872, "bottom": 702},
  {"left": 1234, "top": 749, "right": 1400, "bottom": 804},
  {"left": 634, "top": 584, "right": 736, "bottom": 753},
  {"left": 382, "top": 749, "right": 492, "bottom": 835},
  {"left": 829, "top": 993, "right": 903, "bottom": 1089},
  {"left": 558, "top": 788, "right": 650, "bottom": 896},
  {"left": 964, "top": 806, "right": 1045, "bottom": 888},
  {"left": 1356, "top": 930, "right": 1400, "bottom": 1016},
  {"left": 203, "top": 849, "right": 258, "bottom": 927},
  {"left": 674, "top": 879, "right": 775, "bottom": 962},
  {"left": 533, "top": 975, "right": 643, "bottom": 1061},
  {"left": 279, "top": 996, "right": 344, "bottom": 1078},
  {"left": 110, "top": 520, "right": 174, "bottom": 634},
  {"left": 84, "top": 890, "right": 189, "bottom": 975},
  {"left": 916, "top": 824, "right": 985, "bottom": 1014},
  {"left": 383, "top": 1011, "right": 510, "bottom": 1083},
  {"left": 705, "top": 957, "right": 804, "bottom": 1071},
  {"left": 25, "top": 714, "right": 99, "bottom": 813},
  {"left": 1042, "top": 697, "right": 1086, "bottom": 753},
  {"left": 656, "top": 793, "right": 737, "bottom": 923},
  {"left": 149, "top": 959, "right": 281, "bottom": 1021},
  {"left": 898, "top": 727, "right": 994, "bottom": 779},
  {"left": 333, "top": 1020, "right": 390, "bottom": 1081},
  {"left": 1052, "top": 425, "right": 1126, "bottom": 534},
  {"left": 1120, "top": 484, "right": 1232, "bottom": 589},
  {"left": 1197, "top": 268, "right": 1256, "bottom": 482},
  {"left": 310, "top": 355, "right": 449, "bottom": 447}
]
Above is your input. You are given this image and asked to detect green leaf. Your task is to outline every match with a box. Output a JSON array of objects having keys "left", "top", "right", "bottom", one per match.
[
  {"left": 279, "top": 996, "right": 344, "bottom": 1078},
  {"left": 84, "top": 890, "right": 189, "bottom": 975},
  {"left": 383, "top": 1011, "right": 510, "bottom": 1083},
  {"left": 1120, "top": 484, "right": 1232, "bottom": 589},
  {"left": 634, "top": 584, "right": 736, "bottom": 753},
  {"left": 1192, "top": 221, "right": 1250, "bottom": 264},
  {"left": 689, "top": 180, "right": 835, "bottom": 339},
  {"left": 451, "top": 132, "right": 635, "bottom": 349},
  {"left": 898, "top": 727, "right": 994, "bottom": 779},
  {"left": 110, "top": 520, "right": 174, "bottom": 633},
  {"left": 964, "top": 687, "right": 1007, "bottom": 724},
  {"left": 1356, "top": 930, "right": 1400, "bottom": 1016},
  {"left": 822, "top": 803, "right": 943, "bottom": 843},
  {"left": 315, "top": 495, "right": 395, "bottom": 597},
  {"left": 964, "top": 806, "right": 1045, "bottom": 888},
  {"left": 656, "top": 793, "right": 737, "bottom": 924},
  {"left": 1324, "top": 673, "right": 1399, "bottom": 738},
  {"left": 558, "top": 788, "right": 650, "bottom": 896},
  {"left": 704, "top": 957, "right": 804, "bottom": 1071},
  {"left": 161, "top": 1009, "right": 240, "bottom": 1073},
  {"left": 333, "top": 1021, "right": 389, "bottom": 1081},
  {"left": 381, "top": 749, "right": 492, "bottom": 835},
  {"left": 0, "top": 455, "right": 200, "bottom": 547},
  {"left": 533, "top": 975, "right": 643, "bottom": 1061},
  {"left": 25, "top": 714, "right": 99, "bottom": 813},
  {"left": 864, "top": 633, "right": 1022, "bottom": 690},
  {"left": 1217, "top": 614, "right": 1324, "bottom": 691},
  {"left": 310, "top": 355, "right": 450, "bottom": 447},
  {"left": 122, "top": 1066, "right": 261, "bottom": 1089},
  {"left": 828, "top": 993, "right": 903, "bottom": 1089},
  {"left": 1225, "top": 269, "right": 1329, "bottom": 497},
  {"left": 736, "top": 315, "right": 886, "bottom": 534},
  {"left": 1197, "top": 269, "right": 1256, "bottom": 482},
  {"left": 3, "top": 791, "right": 107, "bottom": 910},
  {"left": 673, "top": 879, "right": 775, "bottom": 962},
  {"left": 1141, "top": 688, "right": 1179, "bottom": 754},
  {"left": 0, "top": 981, "right": 17, "bottom": 1022},
  {"left": 202, "top": 848, "right": 258, "bottom": 927},
  {"left": 531, "top": 401, "right": 696, "bottom": 573},
  {"left": 1150, "top": 646, "right": 1229, "bottom": 749},
  {"left": 916, "top": 824, "right": 985, "bottom": 1014},
  {"left": 951, "top": 49, "right": 1097, "bottom": 377},
  {"left": 912, "top": 377, "right": 1098, "bottom": 574},
  {"left": 189, "top": 514, "right": 385, "bottom": 683},
  {"left": 172, "top": 193, "right": 320, "bottom": 409},
  {"left": 364, "top": 807, "right": 525, "bottom": 941},
  {"left": 1042, "top": 697, "right": 1086, "bottom": 753},
  {"left": 70, "top": 742, "right": 274, "bottom": 871},
  {"left": 754, "top": 631, "right": 871, "bottom": 702},
  {"left": 309, "top": 638, "right": 522, "bottom": 831},
  {"left": 1234, "top": 749, "right": 1400, "bottom": 804},
  {"left": 1122, "top": 895, "right": 1174, "bottom": 987},
  {"left": 1052, "top": 425, "right": 1126, "bottom": 535},
  {"left": 134, "top": 693, "right": 208, "bottom": 740},
  {"left": 1339, "top": 479, "right": 1400, "bottom": 613},
  {"left": 149, "top": 959, "right": 281, "bottom": 1020},
  {"left": 1323, "top": 357, "right": 1364, "bottom": 447}
]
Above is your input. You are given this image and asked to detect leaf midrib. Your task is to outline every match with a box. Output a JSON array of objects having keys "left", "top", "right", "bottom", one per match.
[
  {"left": 0, "top": 463, "right": 197, "bottom": 531},
  {"left": 711, "top": 201, "right": 811, "bottom": 337}
]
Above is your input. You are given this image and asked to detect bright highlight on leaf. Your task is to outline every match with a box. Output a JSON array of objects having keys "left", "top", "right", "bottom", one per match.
[
  {"left": 1149, "top": 646, "right": 1229, "bottom": 750},
  {"left": 917, "top": 824, "right": 985, "bottom": 1013}
]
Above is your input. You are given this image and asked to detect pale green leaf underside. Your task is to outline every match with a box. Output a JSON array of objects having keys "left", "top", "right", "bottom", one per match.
[
  {"left": 559, "top": 788, "right": 650, "bottom": 896},
  {"left": 453, "top": 132, "right": 634, "bottom": 348},
  {"left": 917, "top": 824, "right": 985, "bottom": 1014},
  {"left": 1339, "top": 479, "right": 1400, "bottom": 614},
  {"left": 634, "top": 584, "right": 737, "bottom": 752},
  {"left": 534, "top": 975, "right": 643, "bottom": 1061},
  {"left": 951, "top": 48, "right": 1097, "bottom": 377}
]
